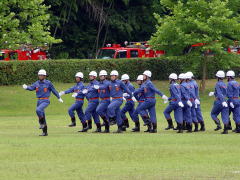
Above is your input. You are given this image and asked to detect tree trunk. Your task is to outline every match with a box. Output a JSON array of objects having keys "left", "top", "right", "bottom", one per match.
[{"left": 200, "top": 56, "right": 207, "bottom": 93}]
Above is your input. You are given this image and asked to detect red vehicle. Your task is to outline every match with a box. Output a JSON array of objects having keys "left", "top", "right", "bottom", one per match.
[
  {"left": 97, "top": 42, "right": 165, "bottom": 59},
  {"left": 0, "top": 49, "right": 47, "bottom": 61}
]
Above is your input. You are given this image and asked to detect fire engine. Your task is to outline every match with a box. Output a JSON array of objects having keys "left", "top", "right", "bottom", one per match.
[
  {"left": 96, "top": 41, "right": 165, "bottom": 59},
  {"left": 0, "top": 48, "right": 47, "bottom": 61}
]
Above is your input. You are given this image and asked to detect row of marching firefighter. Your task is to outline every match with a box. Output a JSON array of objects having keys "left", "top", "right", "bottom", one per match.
[{"left": 22, "top": 69, "right": 239, "bottom": 136}]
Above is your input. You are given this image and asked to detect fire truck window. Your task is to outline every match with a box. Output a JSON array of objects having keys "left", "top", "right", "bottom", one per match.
[
  {"left": 117, "top": 51, "right": 127, "bottom": 58},
  {"left": 130, "top": 50, "right": 138, "bottom": 58},
  {"left": 0, "top": 53, "right": 4, "bottom": 60},
  {"left": 9, "top": 52, "right": 18, "bottom": 60},
  {"left": 97, "top": 49, "right": 115, "bottom": 59}
]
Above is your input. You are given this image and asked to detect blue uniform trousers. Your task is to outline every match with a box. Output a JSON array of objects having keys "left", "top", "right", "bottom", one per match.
[
  {"left": 84, "top": 100, "right": 100, "bottom": 124},
  {"left": 163, "top": 103, "right": 183, "bottom": 124},
  {"left": 107, "top": 99, "right": 123, "bottom": 126},
  {"left": 211, "top": 100, "right": 229, "bottom": 125},
  {"left": 68, "top": 100, "right": 84, "bottom": 122}
]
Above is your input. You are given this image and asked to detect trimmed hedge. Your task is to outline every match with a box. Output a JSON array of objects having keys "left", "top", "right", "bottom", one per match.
[{"left": 0, "top": 55, "right": 240, "bottom": 85}]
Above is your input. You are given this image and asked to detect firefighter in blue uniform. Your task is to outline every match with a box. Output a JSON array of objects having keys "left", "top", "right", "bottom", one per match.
[
  {"left": 80, "top": 71, "right": 101, "bottom": 133},
  {"left": 95, "top": 70, "right": 111, "bottom": 133},
  {"left": 186, "top": 72, "right": 205, "bottom": 131},
  {"left": 226, "top": 70, "right": 240, "bottom": 133},
  {"left": 120, "top": 74, "right": 139, "bottom": 132},
  {"left": 163, "top": 73, "right": 184, "bottom": 133},
  {"left": 22, "top": 69, "right": 63, "bottom": 136},
  {"left": 179, "top": 73, "right": 193, "bottom": 132},
  {"left": 133, "top": 70, "right": 168, "bottom": 133},
  {"left": 59, "top": 72, "right": 86, "bottom": 130},
  {"left": 134, "top": 75, "right": 151, "bottom": 132},
  {"left": 185, "top": 72, "right": 198, "bottom": 132},
  {"left": 209, "top": 70, "right": 229, "bottom": 134},
  {"left": 107, "top": 70, "right": 133, "bottom": 133}
]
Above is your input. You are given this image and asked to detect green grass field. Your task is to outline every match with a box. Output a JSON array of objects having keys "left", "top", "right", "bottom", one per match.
[{"left": 0, "top": 80, "right": 240, "bottom": 180}]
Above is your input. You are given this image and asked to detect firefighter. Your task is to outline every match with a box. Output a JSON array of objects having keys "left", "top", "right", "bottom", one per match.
[
  {"left": 133, "top": 70, "right": 168, "bottom": 133},
  {"left": 120, "top": 74, "right": 139, "bottom": 132},
  {"left": 95, "top": 70, "right": 111, "bottom": 133},
  {"left": 134, "top": 75, "right": 151, "bottom": 132},
  {"left": 209, "top": 70, "right": 229, "bottom": 134},
  {"left": 185, "top": 72, "right": 198, "bottom": 132},
  {"left": 59, "top": 72, "right": 86, "bottom": 130},
  {"left": 186, "top": 72, "right": 205, "bottom": 131},
  {"left": 107, "top": 70, "right": 133, "bottom": 133},
  {"left": 163, "top": 73, "right": 184, "bottom": 133},
  {"left": 79, "top": 71, "right": 101, "bottom": 133},
  {"left": 226, "top": 70, "right": 240, "bottom": 133},
  {"left": 22, "top": 69, "right": 63, "bottom": 136},
  {"left": 179, "top": 73, "right": 193, "bottom": 133}
]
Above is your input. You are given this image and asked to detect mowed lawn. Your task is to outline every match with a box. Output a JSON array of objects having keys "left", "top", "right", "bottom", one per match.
[{"left": 0, "top": 79, "right": 240, "bottom": 180}]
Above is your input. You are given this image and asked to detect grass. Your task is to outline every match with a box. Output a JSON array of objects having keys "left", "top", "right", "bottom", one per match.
[{"left": 0, "top": 79, "right": 240, "bottom": 180}]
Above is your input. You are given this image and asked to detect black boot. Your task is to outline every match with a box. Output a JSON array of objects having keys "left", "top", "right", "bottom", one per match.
[
  {"left": 101, "top": 117, "right": 110, "bottom": 133},
  {"left": 200, "top": 121, "right": 205, "bottom": 131},
  {"left": 235, "top": 124, "right": 240, "bottom": 133},
  {"left": 173, "top": 123, "right": 179, "bottom": 130},
  {"left": 221, "top": 124, "right": 228, "bottom": 134},
  {"left": 123, "top": 118, "right": 129, "bottom": 128},
  {"left": 109, "top": 117, "right": 116, "bottom": 126},
  {"left": 114, "top": 125, "right": 123, "bottom": 133},
  {"left": 39, "top": 125, "right": 48, "bottom": 136},
  {"left": 143, "top": 116, "right": 150, "bottom": 126},
  {"left": 144, "top": 122, "right": 151, "bottom": 132},
  {"left": 93, "top": 123, "right": 101, "bottom": 133},
  {"left": 132, "top": 120, "right": 140, "bottom": 132},
  {"left": 183, "top": 121, "right": 187, "bottom": 130},
  {"left": 149, "top": 123, "right": 157, "bottom": 133},
  {"left": 186, "top": 123, "right": 192, "bottom": 133},
  {"left": 39, "top": 117, "right": 45, "bottom": 129},
  {"left": 68, "top": 117, "right": 76, "bottom": 127},
  {"left": 87, "top": 120, "right": 92, "bottom": 130},
  {"left": 194, "top": 122, "right": 199, "bottom": 132},
  {"left": 214, "top": 119, "right": 222, "bottom": 131},
  {"left": 177, "top": 123, "right": 183, "bottom": 133},
  {"left": 228, "top": 120, "right": 232, "bottom": 130},
  {"left": 165, "top": 119, "right": 174, "bottom": 130},
  {"left": 78, "top": 122, "right": 88, "bottom": 132}
]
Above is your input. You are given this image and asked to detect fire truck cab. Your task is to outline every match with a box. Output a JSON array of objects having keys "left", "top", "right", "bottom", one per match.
[{"left": 97, "top": 42, "right": 165, "bottom": 59}]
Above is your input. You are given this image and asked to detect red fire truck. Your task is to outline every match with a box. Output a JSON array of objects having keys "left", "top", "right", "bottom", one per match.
[
  {"left": 97, "top": 42, "right": 165, "bottom": 59},
  {"left": 0, "top": 49, "right": 47, "bottom": 61}
]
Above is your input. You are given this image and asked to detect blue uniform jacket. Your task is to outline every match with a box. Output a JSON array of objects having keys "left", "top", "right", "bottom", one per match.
[
  {"left": 168, "top": 82, "right": 181, "bottom": 103},
  {"left": 180, "top": 82, "right": 190, "bottom": 101},
  {"left": 64, "top": 82, "right": 85, "bottom": 99},
  {"left": 98, "top": 80, "right": 111, "bottom": 99},
  {"left": 214, "top": 80, "right": 227, "bottom": 102},
  {"left": 227, "top": 80, "right": 240, "bottom": 101},
  {"left": 109, "top": 80, "right": 132, "bottom": 98},
  {"left": 85, "top": 80, "right": 99, "bottom": 100}
]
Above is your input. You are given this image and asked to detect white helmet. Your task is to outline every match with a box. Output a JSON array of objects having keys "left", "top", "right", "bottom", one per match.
[
  {"left": 185, "top": 72, "right": 192, "bottom": 79},
  {"left": 169, "top": 73, "right": 178, "bottom": 80},
  {"left": 99, "top": 70, "right": 107, "bottom": 76},
  {"left": 89, "top": 71, "right": 97, "bottom": 77},
  {"left": 186, "top": 71, "right": 194, "bottom": 78},
  {"left": 178, "top": 73, "right": 186, "bottom": 79},
  {"left": 110, "top": 70, "right": 119, "bottom": 76},
  {"left": 137, "top": 75, "right": 144, "bottom": 81},
  {"left": 216, "top": 70, "right": 225, "bottom": 78},
  {"left": 38, "top": 69, "right": 47, "bottom": 76},
  {"left": 143, "top": 70, "right": 152, "bottom": 77},
  {"left": 226, "top": 70, "right": 235, "bottom": 77},
  {"left": 121, "top": 74, "right": 129, "bottom": 81},
  {"left": 75, "top": 72, "right": 83, "bottom": 78}
]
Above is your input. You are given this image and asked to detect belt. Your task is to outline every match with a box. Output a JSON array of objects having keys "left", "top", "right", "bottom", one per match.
[
  {"left": 76, "top": 98, "right": 84, "bottom": 101},
  {"left": 89, "top": 97, "right": 99, "bottom": 100},
  {"left": 112, "top": 97, "right": 122, "bottom": 99},
  {"left": 101, "top": 97, "right": 110, "bottom": 100},
  {"left": 146, "top": 97, "right": 155, "bottom": 99},
  {"left": 171, "top": 99, "right": 177, "bottom": 101},
  {"left": 38, "top": 97, "right": 49, "bottom": 100},
  {"left": 189, "top": 98, "right": 194, "bottom": 102},
  {"left": 126, "top": 99, "right": 133, "bottom": 101},
  {"left": 138, "top": 100, "right": 144, "bottom": 102},
  {"left": 231, "top": 97, "right": 239, "bottom": 99}
]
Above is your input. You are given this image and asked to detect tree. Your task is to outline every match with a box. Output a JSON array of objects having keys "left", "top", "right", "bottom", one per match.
[
  {"left": 149, "top": 0, "right": 240, "bottom": 92},
  {"left": 0, "top": 0, "right": 61, "bottom": 49}
]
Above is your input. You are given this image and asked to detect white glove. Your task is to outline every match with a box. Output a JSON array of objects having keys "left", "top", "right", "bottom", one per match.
[
  {"left": 94, "top": 85, "right": 99, "bottom": 89},
  {"left": 164, "top": 99, "right": 168, "bottom": 104},
  {"left": 230, "top": 102, "right": 235, "bottom": 108},
  {"left": 72, "top": 93, "right": 77, "bottom": 98},
  {"left": 222, "top": 102, "right": 228, "bottom": 108},
  {"left": 123, "top": 97, "right": 126, "bottom": 101},
  {"left": 22, "top": 84, "right": 28, "bottom": 89},
  {"left": 110, "top": 97, "right": 112, "bottom": 101},
  {"left": 209, "top": 92, "right": 214, "bottom": 97},
  {"left": 195, "top": 99, "right": 200, "bottom": 105},
  {"left": 162, "top": 95, "right": 168, "bottom": 100},
  {"left": 58, "top": 98, "right": 63, "bottom": 103},
  {"left": 132, "top": 97, "right": 137, "bottom": 102},
  {"left": 82, "top": 89, "right": 88, "bottom": 94},
  {"left": 195, "top": 103, "right": 198, "bottom": 109},
  {"left": 59, "top": 91, "right": 65, "bottom": 96},
  {"left": 178, "top": 101, "right": 184, "bottom": 107},
  {"left": 187, "top": 100, "right": 192, "bottom": 107},
  {"left": 123, "top": 93, "right": 129, "bottom": 97}
]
